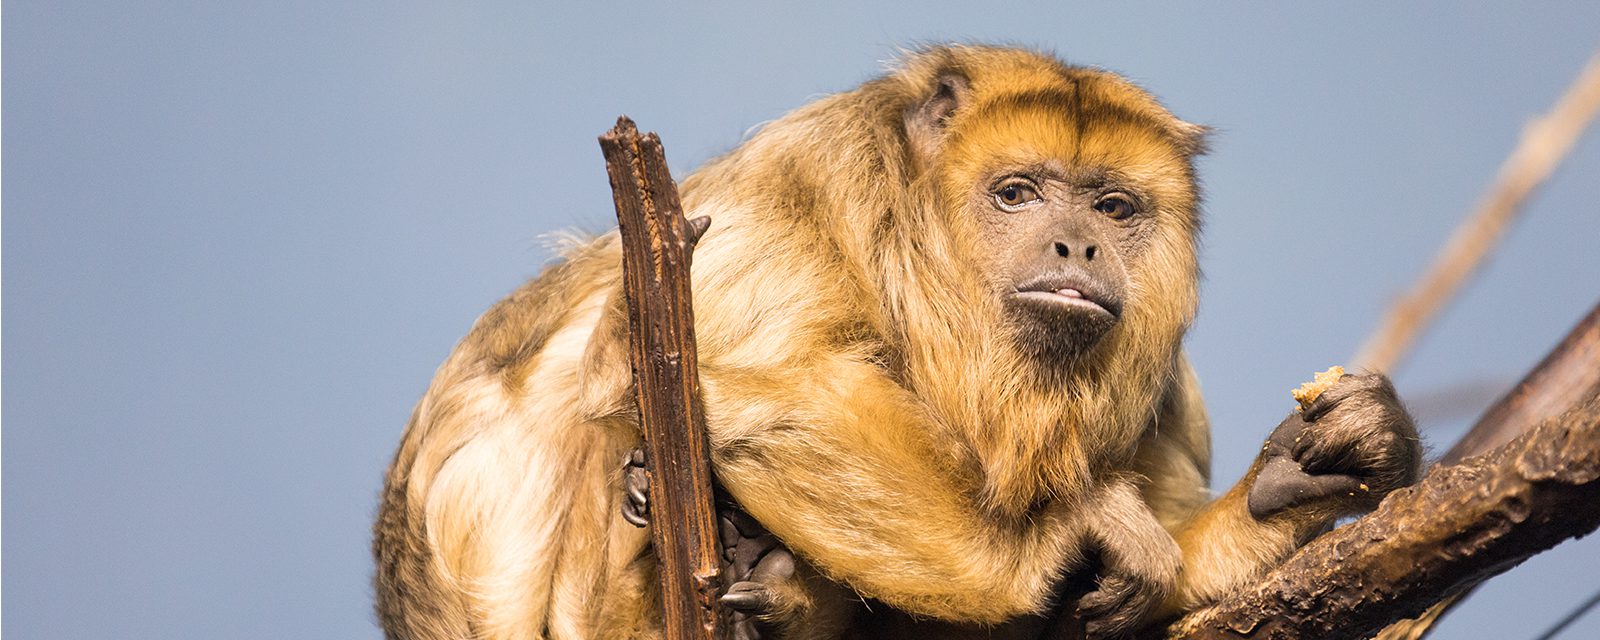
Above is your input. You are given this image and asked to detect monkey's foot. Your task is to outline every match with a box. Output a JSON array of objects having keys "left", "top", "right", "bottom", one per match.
[
  {"left": 719, "top": 507, "right": 802, "bottom": 640},
  {"left": 621, "top": 448, "right": 650, "bottom": 527},
  {"left": 1249, "top": 372, "right": 1422, "bottom": 519}
]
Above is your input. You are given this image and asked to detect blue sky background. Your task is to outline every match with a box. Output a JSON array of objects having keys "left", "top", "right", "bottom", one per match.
[{"left": 5, "top": 2, "right": 1599, "bottom": 638}]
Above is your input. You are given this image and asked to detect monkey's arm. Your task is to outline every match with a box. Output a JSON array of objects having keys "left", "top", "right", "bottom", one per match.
[
  {"left": 1139, "top": 370, "right": 1421, "bottom": 617},
  {"left": 1074, "top": 478, "right": 1184, "bottom": 638},
  {"left": 1155, "top": 468, "right": 1304, "bottom": 617},
  {"left": 705, "top": 357, "right": 1086, "bottom": 625}
]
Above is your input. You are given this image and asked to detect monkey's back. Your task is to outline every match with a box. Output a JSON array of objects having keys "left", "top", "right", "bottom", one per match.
[{"left": 373, "top": 235, "right": 671, "bottom": 640}]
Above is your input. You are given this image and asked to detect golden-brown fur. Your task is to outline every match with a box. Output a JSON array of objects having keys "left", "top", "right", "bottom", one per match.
[{"left": 374, "top": 45, "right": 1406, "bottom": 639}]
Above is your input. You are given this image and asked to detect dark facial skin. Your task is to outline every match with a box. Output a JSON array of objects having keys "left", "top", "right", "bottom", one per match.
[{"left": 974, "top": 164, "right": 1147, "bottom": 363}]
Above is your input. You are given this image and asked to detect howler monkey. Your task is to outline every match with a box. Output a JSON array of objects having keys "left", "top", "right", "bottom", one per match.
[{"left": 373, "top": 45, "right": 1420, "bottom": 640}]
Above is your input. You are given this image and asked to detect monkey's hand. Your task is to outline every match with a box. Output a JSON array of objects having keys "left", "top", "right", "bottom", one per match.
[
  {"left": 1248, "top": 372, "right": 1422, "bottom": 519},
  {"left": 1075, "top": 480, "right": 1182, "bottom": 640},
  {"left": 621, "top": 447, "right": 651, "bottom": 527}
]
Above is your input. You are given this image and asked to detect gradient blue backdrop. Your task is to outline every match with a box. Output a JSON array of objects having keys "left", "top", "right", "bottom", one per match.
[{"left": 6, "top": 2, "right": 1599, "bottom": 638}]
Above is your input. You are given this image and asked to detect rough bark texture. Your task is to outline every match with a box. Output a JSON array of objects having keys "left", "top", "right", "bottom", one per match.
[
  {"left": 1369, "top": 304, "right": 1600, "bottom": 640},
  {"left": 601, "top": 117, "right": 725, "bottom": 640},
  {"left": 1164, "top": 303, "right": 1600, "bottom": 640}
]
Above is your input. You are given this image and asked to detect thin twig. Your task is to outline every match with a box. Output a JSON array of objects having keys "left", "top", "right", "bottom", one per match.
[
  {"left": 1352, "top": 49, "right": 1600, "bottom": 373},
  {"left": 1531, "top": 587, "right": 1600, "bottom": 640}
]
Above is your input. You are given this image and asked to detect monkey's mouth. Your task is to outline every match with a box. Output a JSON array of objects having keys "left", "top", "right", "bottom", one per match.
[
  {"left": 1008, "top": 273, "right": 1122, "bottom": 319},
  {"left": 1012, "top": 288, "right": 1111, "bottom": 315}
]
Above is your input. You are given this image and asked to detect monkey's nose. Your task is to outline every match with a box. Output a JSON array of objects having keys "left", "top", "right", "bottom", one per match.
[{"left": 1052, "top": 241, "right": 1098, "bottom": 261}]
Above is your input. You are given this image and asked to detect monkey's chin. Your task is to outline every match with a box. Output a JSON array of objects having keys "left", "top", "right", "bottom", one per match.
[{"left": 1004, "top": 293, "right": 1119, "bottom": 364}]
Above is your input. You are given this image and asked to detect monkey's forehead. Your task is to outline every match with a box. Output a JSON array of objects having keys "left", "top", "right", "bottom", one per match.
[{"left": 943, "top": 101, "right": 1197, "bottom": 187}]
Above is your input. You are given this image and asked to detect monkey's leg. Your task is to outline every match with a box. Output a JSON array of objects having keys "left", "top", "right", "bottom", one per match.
[
  {"left": 620, "top": 447, "right": 855, "bottom": 640},
  {"left": 1154, "top": 372, "right": 1421, "bottom": 616}
]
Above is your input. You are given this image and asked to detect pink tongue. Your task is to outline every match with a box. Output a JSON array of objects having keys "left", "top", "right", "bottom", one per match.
[{"left": 1057, "top": 288, "right": 1084, "bottom": 298}]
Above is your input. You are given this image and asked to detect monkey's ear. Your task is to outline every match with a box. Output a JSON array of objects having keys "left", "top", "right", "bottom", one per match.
[
  {"left": 1172, "top": 121, "right": 1212, "bottom": 156},
  {"left": 906, "top": 72, "right": 971, "bottom": 163}
]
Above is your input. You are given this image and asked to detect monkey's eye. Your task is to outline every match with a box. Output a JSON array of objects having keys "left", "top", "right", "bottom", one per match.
[
  {"left": 992, "top": 182, "right": 1041, "bottom": 211},
  {"left": 1093, "top": 193, "right": 1137, "bottom": 219}
]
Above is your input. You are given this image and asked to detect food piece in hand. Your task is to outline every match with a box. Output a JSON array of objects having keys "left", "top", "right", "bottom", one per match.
[{"left": 1292, "top": 365, "right": 1346, "bottom": 411}]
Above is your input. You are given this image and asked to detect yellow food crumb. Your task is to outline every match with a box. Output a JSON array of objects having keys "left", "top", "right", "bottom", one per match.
[{"left": 1292, "top": 365, "right": 1346, "bottom": 411}]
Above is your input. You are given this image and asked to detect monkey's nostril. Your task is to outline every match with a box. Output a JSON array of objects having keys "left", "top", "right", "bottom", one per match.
[
  {"left": 1085, "top": 245, "right": 1097, "bottom": 260},
  {"left": 1055, "top": 242, "right": 1070, "bottom": 258}
]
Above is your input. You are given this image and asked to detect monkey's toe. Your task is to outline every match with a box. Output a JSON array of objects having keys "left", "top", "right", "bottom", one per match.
[
  {"left": 721, "top": 577, "right": 796, "bottom": 640},
  {"left": 720, "top": 581, "right": 775, "bottom": 613}
]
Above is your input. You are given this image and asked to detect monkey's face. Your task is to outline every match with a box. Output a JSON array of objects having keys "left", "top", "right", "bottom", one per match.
[
  {"left": 938, "top": 85, "right": 1202, "bottom": 368},
  {"left": 974, "top": 167, "right": 1134, "bottom": 361}
]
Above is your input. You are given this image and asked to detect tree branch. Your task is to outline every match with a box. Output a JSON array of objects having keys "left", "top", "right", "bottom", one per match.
[
  {"left": 1166, "top": 302, "right": 1600, "bottom": 640},
  {"left": 1351, "top": 49, "right": 1600, "bottom": 373},
  {"left": 601, "top": 117, "right": 725, "bottom": 640},
  {"left": 1376, "top": 304, "right": 1600, "bottom": 640},
  {"left": 1350, "top": 49, "right": 1600, "bottom": 640}
]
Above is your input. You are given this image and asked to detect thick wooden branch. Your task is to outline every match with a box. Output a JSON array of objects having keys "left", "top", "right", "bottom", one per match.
[
  {"left": 601, "top": 117, "right": 724, "bottom": 640},
  {"left": 1167, "top": 303, "right": 1600, "bottom": 640},
  {"left": 1372, "top": 304, "right": 1600, "bottom": 640}
]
